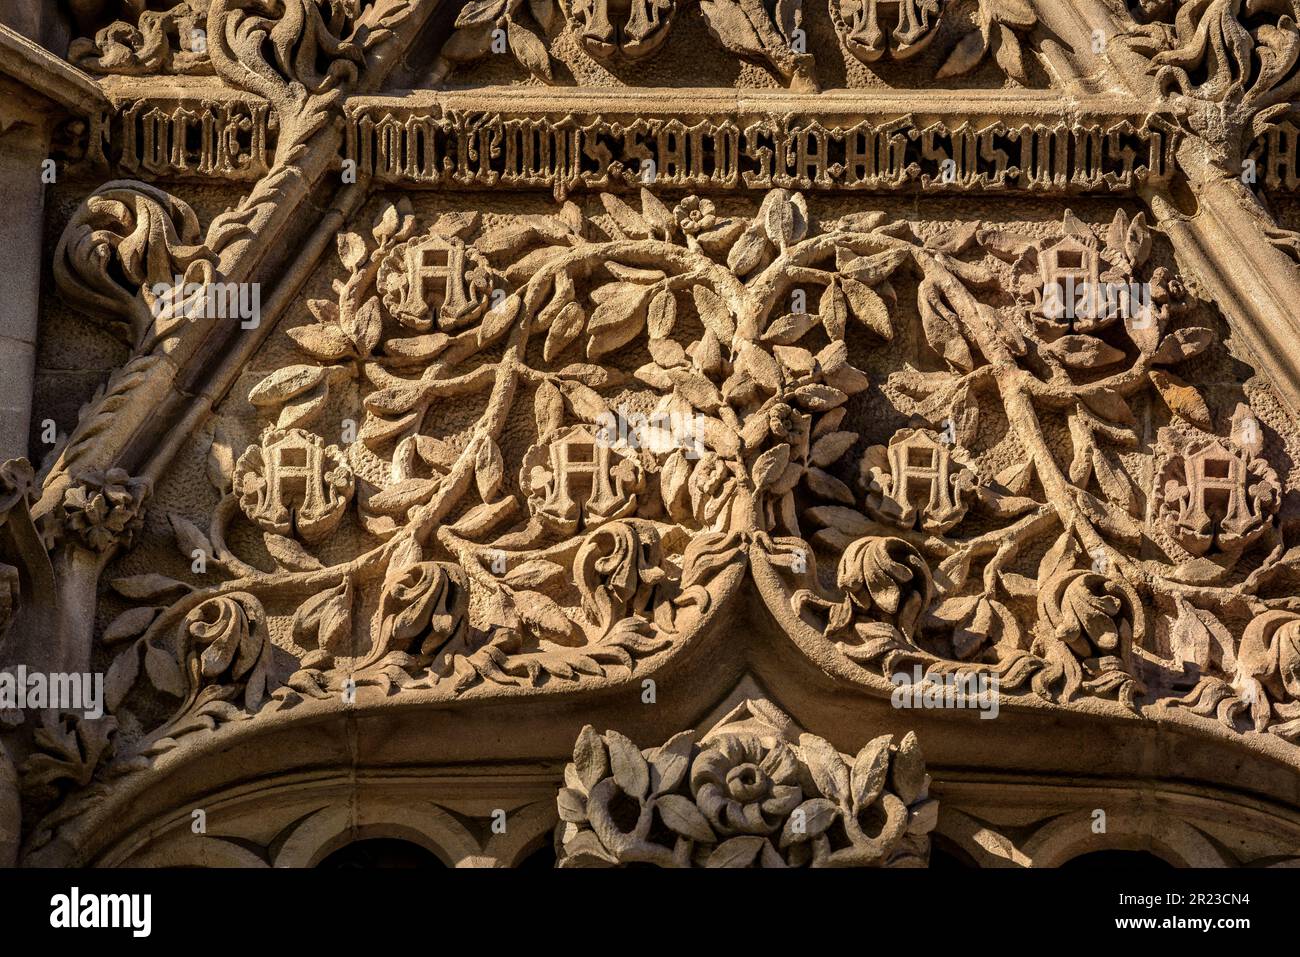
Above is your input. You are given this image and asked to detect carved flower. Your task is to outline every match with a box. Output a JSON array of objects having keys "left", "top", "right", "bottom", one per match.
[
  {"left": 690, "top": 734, "right": 802, "bottom": 836},
  {"left": 377, "top": 560, "right": 469, "bottom": 659},
  {"left": 768, "top": 401, "right": 797, "bottom": 439},
  {"left": 673, "top": 196, "right": 717, "bottom": 235},
  {"left": 1039, "top": 570, "right": 1131, "bottom": 660},
  {"left": 557, "top": 726, "right": 704, "bottom": 868},
  {"left": 1235, "top": 610, "right": 1300, "bottom": 733},
  {"left": 575, "top": 521, "right": 666, "bottom": 634},
  {"left": 837, "top": 537, "right": 933, "bottom": 639},
  {"left": 184, "top": 593, "right": 274, "bottom": 710},
  {"left": 60, "top": 468, "right": 150, "bottom": 553}
]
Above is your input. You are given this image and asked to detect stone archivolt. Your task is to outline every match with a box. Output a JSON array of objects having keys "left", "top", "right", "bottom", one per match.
[{"left": 4, "top": 0, "right": 1300, "bottom": 868}]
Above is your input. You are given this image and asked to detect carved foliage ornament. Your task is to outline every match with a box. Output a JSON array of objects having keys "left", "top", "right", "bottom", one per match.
[
  {"left": 555, "top": 704, "right": 936, "bottom": 867},
  {"left": 52, "top": 186, "right": 1300, "bottom": 798},
  {"left": 427, "top": 0, "right": 1039, "bottom": 88}
]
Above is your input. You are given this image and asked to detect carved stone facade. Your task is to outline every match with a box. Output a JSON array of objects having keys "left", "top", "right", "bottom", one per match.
[{"left": 2, "top": 0, "right": 1300, "bottom": 869}]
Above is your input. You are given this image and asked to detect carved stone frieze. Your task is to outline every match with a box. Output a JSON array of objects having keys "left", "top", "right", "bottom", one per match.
[{"left": 555, "top": 699, "right": 936, "bottom": 867}]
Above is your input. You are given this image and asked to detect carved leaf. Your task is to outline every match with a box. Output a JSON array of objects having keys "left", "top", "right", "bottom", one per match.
[
  {"left": 337, "top": 232, "right": 367, "bottom": 272},
  {"left": 248, "top": 365, "right": 326, "bottom": 407},
  {"left": 706, "top": 835, "right": 765, "bottom": 868},
  {"left": 842, "top": 278, "right": 893, "bottom": 340},
  {"left": 850, "top": 734, "right": 893, "bottom": 810},
  {"left": 779, "top": 798, "right": 838, "bottom": 847},
  {"left": 535, "top": 379, "right": 565, "bottom": 438},
  {"left": 810, "top": 431, "right": 858, "bottom": 467},
  {"left": 692, "top": 285, "right": 736, "bottom": 344},
  {"left": 169, "top": 513, "right": 211, "bottom": 564},
  {"left": 993, "top": 23, "right": 1027, "bottom": 84},
  {"left": 587, "top": 284, "right": 650, "bottom": 359},
  {"left": 475, "top": 438, "right": 505, "bottom": 502},
  {"left": 111, "top": 574, "right": 191, "bottom": 601},
  {"left": 479, "top": 293, "right": 522, "bottom": 345},
  {"left": 506, "top": 17, "right": 553, "bottom": 81},
  {"left": 104, "top": 644, "right": 140, "bottom": 711},
  {"left": 1045, "top": 335, "right": 1126, "bottom": 369},
  {"left": 752, "top": 444, "right": 791, "bottom": 490},
  {"left": 820, "top": 281, "right": 848, "bottom": 339},
  {"left": 1149, "top": 370, "right": 1212, "bottom": 429},
  {"left": 1152, "top": 327, "right": 1214, "bottom": 365},
  {"left": 640, "top": 188, "right": 677, "bottom": 239},
  {"left": 103, "top": 607, "right": 159, "bottom": 646},
  {"left": 798, "top": 733, "right": 850, "bottom": 805},
  {"left": 144, "top": 640, "right": 186, "bottom": 697},
  {"left": 605, "top": 730, "right": 650, "bottom": 799},
  {"left": 561, "top": 380, "right": 612, "bottom": 423},
  {"left": 1081, "top": 389, "right": 1137, "bottom": 427},
  {"left": 207, "top": 426, "right": 235, "bottom": 493},
  {"left": 599, "top": 194, "right": 652, "bottom": 239},
  {"left": 545, "top": 302, "right": 586, "bottom": 362},
  {"left": 265, "top": 533, "right": 325, "bottom": 572},
  {"left": 698, "top": 0, "right": 767, "bottom": 58},
  {"left": 656, "top": 794, "right": 715, "bottom": 843},
  {"left": 938, "top": 26, "right": 989, "bottom": 79},
  {"left": 647, "top": 287, "right": 677, "bottom": 339},
  {"left": 763, "top": 311, "right": 819, "bottom": 344}
]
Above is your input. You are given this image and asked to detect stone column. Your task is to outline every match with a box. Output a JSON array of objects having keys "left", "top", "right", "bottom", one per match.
[
  {"left": 0, "top": 26, "right": 105, "bottom": 464},
  {"left": 0, "top": 126, "right": 49, "bottom": 465}
]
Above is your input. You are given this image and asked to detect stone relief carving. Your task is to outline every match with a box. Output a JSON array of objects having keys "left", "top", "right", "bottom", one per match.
[
  {"left": 10, "top": 0, "right": 1300, "bottom": 869},
  {"left": 422, "top": 0, "right": 1045, "bottom": 89},
  {"left": 32, "top": 184, "right": 1287, "bottom": 778},
  {"left": 555, "top": 699, "right": 936, "bottom": 867},
  {"left": 69, "top": 0, "right": 214, "bottom": 76}
]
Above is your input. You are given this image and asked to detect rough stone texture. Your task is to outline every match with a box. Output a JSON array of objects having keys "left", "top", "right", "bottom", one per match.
[{"left": 1, "top": 0, "right": 1300, "bottom": 869}]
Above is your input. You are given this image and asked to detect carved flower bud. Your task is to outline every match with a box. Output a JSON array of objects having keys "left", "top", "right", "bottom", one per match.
[
  {"left": 836, "top": 537, "right": 934, "bottom": 639},
  {"left": 183, "top": 593, "right": 273, "bottom": 710},
  {"left": 59, "top": 468, "right": 151, "bottom": 553},
  {"left": 673, "top": 196, "right": 717, "bottom": 235},
  {"left": 768, "top": 402, "right": 797, "bottom": 440},
  {"left": 690, "top": 734, "right": 802, "bottom": 836},
  {"left": 1038, "top": 569, "right": 1137, "bottom": 662},
  {"left": 575, "top": 521, "right": 665, "bottom": 633},
  {"left": 377, "top": 561, "right": 469, "bottom": 658}
]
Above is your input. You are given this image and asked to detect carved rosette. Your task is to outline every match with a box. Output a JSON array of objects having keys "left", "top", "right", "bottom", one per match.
[
  {"left": 556, "top": 705, "right": 936, "bottom": 867},
  {"left": 58, "top": 469, "right": 151, "bottom": 555}
]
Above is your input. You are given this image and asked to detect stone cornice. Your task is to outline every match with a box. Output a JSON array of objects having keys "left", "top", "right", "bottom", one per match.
[{"left": 0, "top": 23, "right": 106, "bottom": 118}]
